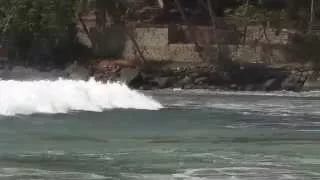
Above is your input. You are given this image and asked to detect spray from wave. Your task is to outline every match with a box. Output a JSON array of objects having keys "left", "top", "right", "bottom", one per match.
[{"left": 0, "top": 79, "right": 163, "bottom": 116}]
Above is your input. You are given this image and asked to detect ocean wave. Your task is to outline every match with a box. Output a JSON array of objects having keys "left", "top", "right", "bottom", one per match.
[
  {"left": 173, "top": 167, "right": 299, "bottom": 180},
  {"left": 0, "top": 168, "right": 109, "bottom": 179},
  {"left": 153, "top": 89, "right": 320, "bottom": 98},
  {"left": 0, "top": 79, "right": 162, "bottom": 116},
  {"left": 151, "top": 89, "right": 320, "bottom": 116}
]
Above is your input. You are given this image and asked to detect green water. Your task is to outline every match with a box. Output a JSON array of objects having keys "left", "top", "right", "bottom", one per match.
[{"left": 0, "top": 90, "right": 320, "bottom": 180}]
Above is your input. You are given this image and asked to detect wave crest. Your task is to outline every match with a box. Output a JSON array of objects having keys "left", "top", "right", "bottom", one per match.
[{"left": 0, "top": 79, "right": 162, "bottom": 116}]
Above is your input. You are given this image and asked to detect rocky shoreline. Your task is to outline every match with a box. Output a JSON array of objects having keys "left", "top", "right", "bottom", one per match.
[
  {"left": 93, "top": 62, "right": 319, "bottom": 92},
  {"left": 1, "top": 62, "right": 320, "bottom": 92}
]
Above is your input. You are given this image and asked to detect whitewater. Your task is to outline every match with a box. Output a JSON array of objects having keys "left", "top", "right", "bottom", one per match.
[{"left": 0, "top": 79, "right": 162, "bottom": 116}]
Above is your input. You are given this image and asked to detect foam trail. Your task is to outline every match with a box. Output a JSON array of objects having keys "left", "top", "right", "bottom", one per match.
[{"left": 0, "top": 78, "right": 163, "bottom": 116}]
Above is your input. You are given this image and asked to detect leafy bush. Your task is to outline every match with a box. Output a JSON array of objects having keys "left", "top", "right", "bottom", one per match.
[{"left": 0, "top": 0, "right": 79, "bottom": 67}]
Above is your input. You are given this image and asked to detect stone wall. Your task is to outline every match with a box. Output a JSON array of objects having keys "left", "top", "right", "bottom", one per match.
[
  {"left": 169, "top": 44, "right": 202, "bottom": 62},
  {"left": 122, "top": 25, "right": 293, "bottom": 63},
  {"left": 244, "top": 26, "right": 292, "bottom": 45},
  {"left": 123, "top": 27, "right": 205, "bottom": 62}
]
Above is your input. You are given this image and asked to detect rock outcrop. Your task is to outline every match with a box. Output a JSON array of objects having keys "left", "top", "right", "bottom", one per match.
[
  {"left": 65, "top": 62, "right": 90, "bottom": 80},
  {"left": 303, "top": 72, "right": 320, "bottom": 91}
]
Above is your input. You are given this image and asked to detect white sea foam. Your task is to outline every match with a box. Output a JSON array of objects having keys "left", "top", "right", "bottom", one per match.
[{"left": 0, "top": 79, "right": 162, "bottom": 116}]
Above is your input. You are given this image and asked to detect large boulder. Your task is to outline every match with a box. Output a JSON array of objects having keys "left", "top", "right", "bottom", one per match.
[
  {"left": 178, "top": 76, "right": 192, "bottom": 86},
  {"left": 262, "top": 78, "right": 280, "bottom": 91},
  {"left": 194, "top": 77, "right": 208, "bottom": 84},
  {"left": 65, "top": 62, "right": 90, "bottom": 80},
  {"left": 118, "top": 68, "right": 140, "bottom": 85},
  {"left": 281, "top": 74, "right": 300, "bottom": 91},
  {"left": 303, "top": 77, "right": 320, "bottom": 91},
  {"left": 153, "top": 77, "right": 170, "bottom": 89}
]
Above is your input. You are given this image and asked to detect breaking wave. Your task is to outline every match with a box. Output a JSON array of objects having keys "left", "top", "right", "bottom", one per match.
[{"left": 0, "top": 79, "right": 162, "bottom": 116}]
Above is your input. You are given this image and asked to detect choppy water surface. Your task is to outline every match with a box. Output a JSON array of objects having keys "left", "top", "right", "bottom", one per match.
[{"left": 0, "top": 80, "right": 319, "bottom": 180}]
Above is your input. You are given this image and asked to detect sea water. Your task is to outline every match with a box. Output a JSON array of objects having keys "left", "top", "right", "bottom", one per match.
[{"left": 0, "top": 79, "right": 319, "bottom": 180}]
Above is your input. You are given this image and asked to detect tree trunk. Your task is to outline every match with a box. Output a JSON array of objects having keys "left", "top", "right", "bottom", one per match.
[
  {"left": 173, "top": 0, "right": 204, "bottom": 59},
  {"left": 126, "top": 26, "right": 146, "bottom": 64},
  {"left": 206, "top": 0, "right": 220, "bottom": 60},
  {"left": 309, "top": 0, "right": 315, "bottom": 33},
  {"left": 95, "top": 0, "right": 106, "bottom": 31},
  {"left": 158, "top": 0, "right": 164, "bottom": 8},
  {"left": 77, "top": 13, "right": 94, "bottom": 46}
]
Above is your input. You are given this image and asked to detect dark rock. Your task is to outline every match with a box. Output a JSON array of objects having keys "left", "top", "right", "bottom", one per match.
[
  {"left": 302, "top": 71, "right": 309, "bottom": 78},
  {"left": 220, "top": 72, "right": 231, "bottom": 82},
  {"left": 201, "top": 84, "right": 209, "bottom": 89},
  {"left": 94, "top": 72, "right": 105, "bottom": 79},
  {"left": 229, "top": 84, "right": 238, "bottom": 90},
  {"left": 262, "top": 78, "right": 280, "bottom": 91},
  {"left": 308, "top": 70, "right": 314, "bottom": 76},
  {"left": 106, "top": 72, "right": 119, "bottom": 82},
  {"left": 178, "top": 76, "right": 192, "bottom": 86},
  {"left": 281, "top": 75, "right": 300, "bottom": 91},
  {"left": 153, "top": 77, "right": 169, "bottom": 88},
  {"left": 65, "top": 62, "right": 90, "bottom": 80},
  {"left": 141, "top": 85, "right": 152, "bottom": 90},
  {"left": 195, "top": 77, "right": 209, "bottom": 84},
  {"left": 161, "top": 69, "right": 174, "bottom": 77},
  {"left": 244, "top": 84, "right": 256, "bottom": 91},
  {"left": 140, "top": 72, "right": 152, "bottom": 81},
  {"left": 208, "top": 85, "right": 218, "bottom": 90},
  {"left": 202, "top": 66, "right": 212, "bottom": 73},
  {"left": 190, "top": 72, "right": 200, "bottom": 78},
  {"left": 173, "top": 84, "right": 183, "bottom": 89},
  {"left": 194, "top": 85, "right": 206, "bottom": 89},
  {"left": 303, "top": 77, "right": 320, "bottom": 91},
  {"left": 299, "top": 76, "right": 306, "bottom": 83},
  {"left": 139, "top": 86, "right": 144, "bottom": 90},
  {"left": 119, "top": 68, "right": 140, "bottom": 85},
  {"left": 183, "top": 84, "right": 194, "bottom": 89},
  {"left": 291, "top": 70, "right": 297, "bottom": 75},
  {"left": 207, "top": 72, "right": 221, "bottom": 83}
]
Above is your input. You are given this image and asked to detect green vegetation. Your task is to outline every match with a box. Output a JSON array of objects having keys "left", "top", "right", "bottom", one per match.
[
  {"left": 0, "top": 0, "right": 318, "bottom": 67},
  {"left": 0, "top": 0, "right": 78, "bottom": 67}
]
